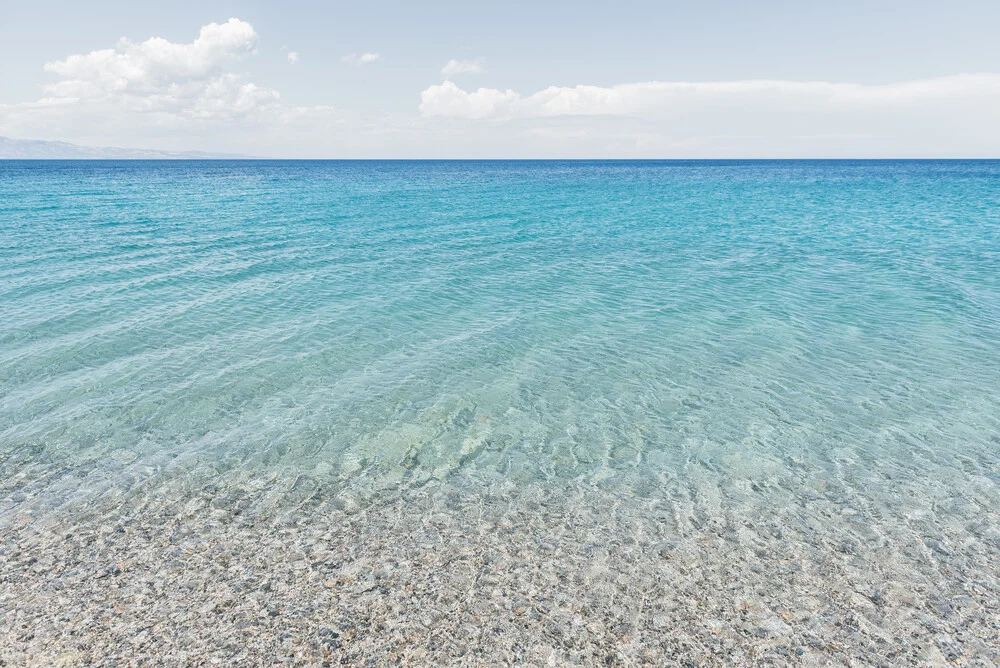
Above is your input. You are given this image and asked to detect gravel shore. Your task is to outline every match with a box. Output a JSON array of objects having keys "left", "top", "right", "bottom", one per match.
[{"left": 3, "top": 472, "right": 999, "bottom": 666}]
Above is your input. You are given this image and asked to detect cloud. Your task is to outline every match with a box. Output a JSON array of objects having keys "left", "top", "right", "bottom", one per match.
[
  {"left": 341, "top": 52, "right": 381, "bottom": 65},
  {"left": 441, "top": 58, "right": 485, "bottom": 78},
  {"left": 0, "top": 17, "right": 352, "bottom": 152},
  {"left": 44, "top": 18, "right": 259, "bottom": 97},
  {"left": 420, "top": 81, "right": 512, "bottom": 119},
  {"left": 5, "top": 18, "right": 1000, "bottom": 158},
  {"left": 34, "top": 18, "right": 281, "bottom": 123},
  {"left": 420, "top": 74, "right": 1000, "bottom": 119},
  {"left": 419, "top": 81, "right": 518, "bottom": 119},
  {"left": 184, "top": 73, "right": 281, "bottom": 121},
  {"left": 287, "top": 51, "right": 299, "bottom": 64},
  {"left": 412, "top": 73, "right": 1000, "bottom": 157}
]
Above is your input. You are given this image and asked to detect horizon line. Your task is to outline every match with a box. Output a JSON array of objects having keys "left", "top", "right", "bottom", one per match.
[{"left": 2, "top": 157, "right": 999, "bottom": 162}]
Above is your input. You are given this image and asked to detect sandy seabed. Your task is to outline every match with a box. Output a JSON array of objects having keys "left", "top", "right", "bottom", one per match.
[{"left": 2, "top": 472, "right": 999, "bottom": 667}]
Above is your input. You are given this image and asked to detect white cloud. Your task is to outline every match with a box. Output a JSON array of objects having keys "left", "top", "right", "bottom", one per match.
[
  {"left": 441, "top": 58, "right": 485, "bottom": 78},
  {"left": 44, "top": 18, "right": 259, "bottom": 97},
  {"left": 34, "top": 18, "right": 280, "bottom": 123},
  {"left": 419, "top": 81, "right": 519, "bottom": 119},
  {"left": 412, "top": 73, "right": 1000, "bottom": 157},
  {"left": 341, "top": 52, "right": 381, "bottom": 66},
  {"left": 287, "top": 51, "right": 299, "bottom": 64},
  {"left": 4, "top": 18, "right": 1000, "bottom": 158},
  {"left": 184, "top": 73, "right": 281, "bottom": 121},
  {"left": 0, "top": 17, "right": 354, "bottom": 153},
  {"left": 420, "top": 74, "right": 1000, "bottom": 119}
]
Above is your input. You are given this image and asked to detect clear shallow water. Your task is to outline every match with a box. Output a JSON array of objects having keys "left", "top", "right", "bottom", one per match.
[{"left": 2, "top": 160, "right": 1000, "bottom": 521}]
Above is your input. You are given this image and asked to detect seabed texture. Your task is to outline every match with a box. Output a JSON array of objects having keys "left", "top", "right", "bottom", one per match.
[{"left": 3, "top": 470, "right": 999, "bottom": 666}]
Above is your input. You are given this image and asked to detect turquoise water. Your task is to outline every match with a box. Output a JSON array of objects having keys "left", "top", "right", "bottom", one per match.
[{"left": 2, "top": 160, "right": 999, "bottom": 521}]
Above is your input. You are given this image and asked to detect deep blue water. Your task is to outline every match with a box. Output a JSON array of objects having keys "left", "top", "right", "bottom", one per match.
[{"left": 1, "top": 160, "right": 999, "bottom": 519}]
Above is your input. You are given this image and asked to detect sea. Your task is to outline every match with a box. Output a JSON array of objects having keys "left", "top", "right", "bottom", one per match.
[{"left": 2, "top": 160, "right": 999, "bottom": 662}]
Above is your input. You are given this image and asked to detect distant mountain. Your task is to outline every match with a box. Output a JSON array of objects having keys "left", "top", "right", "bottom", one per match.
[{"left": 0, "top": 136, "right": 254, "bottom": 159}]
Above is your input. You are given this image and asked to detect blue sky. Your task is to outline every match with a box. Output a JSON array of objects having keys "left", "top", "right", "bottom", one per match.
[{"left": 2, "top": 0, "right": 999, "bottom": 157}]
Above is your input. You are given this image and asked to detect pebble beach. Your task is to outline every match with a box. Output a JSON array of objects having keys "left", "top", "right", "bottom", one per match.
[{"left": 4, "top": 465, "right": 1000, "bottom": 665}]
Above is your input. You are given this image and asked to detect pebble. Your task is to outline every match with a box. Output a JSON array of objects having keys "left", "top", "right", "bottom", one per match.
[{"left": 1, "top": 482, "right": 996, "bottom": 666}]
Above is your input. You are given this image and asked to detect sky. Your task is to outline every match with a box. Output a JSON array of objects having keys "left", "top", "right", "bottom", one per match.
[{"left": 1, "top": 0, "right": 999, "bottom": 157}]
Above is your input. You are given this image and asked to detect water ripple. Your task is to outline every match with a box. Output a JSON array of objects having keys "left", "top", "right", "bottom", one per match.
[{"left": 1, "top": 160, "right": 999, "bottom": 521}]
